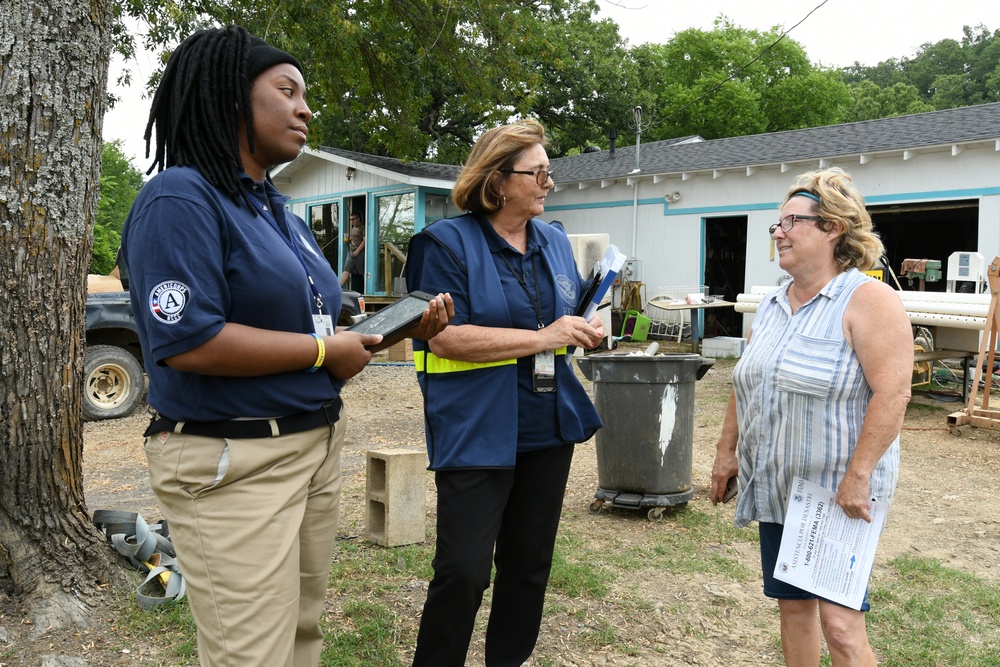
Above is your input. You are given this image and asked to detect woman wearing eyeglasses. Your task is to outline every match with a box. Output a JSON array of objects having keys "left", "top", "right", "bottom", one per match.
[
  {"left": 710, "top": 168, "right": 912, "bottom": 666},
  {"left": 405, "top": 119, "right": 604, "bottom": 667}
]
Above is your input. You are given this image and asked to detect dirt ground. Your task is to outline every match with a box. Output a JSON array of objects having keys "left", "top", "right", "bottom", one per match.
[{"left": 5, "top": 348, "right": 1000, "bottom": 666}]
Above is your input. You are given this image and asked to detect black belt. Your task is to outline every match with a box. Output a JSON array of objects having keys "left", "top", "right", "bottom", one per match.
[{"left": 144, "top": 398, "right": 342, "bottom": 439}]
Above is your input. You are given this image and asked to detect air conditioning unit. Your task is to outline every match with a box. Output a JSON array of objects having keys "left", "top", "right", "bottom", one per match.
[{"left": 946, "top": 251, "right": 986, "bottom": 293}]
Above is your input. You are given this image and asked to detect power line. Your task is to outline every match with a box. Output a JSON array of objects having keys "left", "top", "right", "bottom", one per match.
[{"left": 648, "top": 0, "right": 832, "bottom": 130}]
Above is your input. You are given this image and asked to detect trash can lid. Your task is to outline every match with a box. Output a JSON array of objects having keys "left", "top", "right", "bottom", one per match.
[{"left": 577, "top": 352, "right": 713, "bottom": 383}]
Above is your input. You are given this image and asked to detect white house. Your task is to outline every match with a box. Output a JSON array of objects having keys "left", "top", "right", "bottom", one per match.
[{"left": 275, "top": 103, "right": 1000, "bottom": 335}]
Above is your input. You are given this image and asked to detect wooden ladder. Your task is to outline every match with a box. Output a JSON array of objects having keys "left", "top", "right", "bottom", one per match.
[{"left": 948, "top": 255, "right": 1000, "bottom": 434}]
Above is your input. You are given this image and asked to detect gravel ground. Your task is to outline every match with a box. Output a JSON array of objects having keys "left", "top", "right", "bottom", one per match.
[{"left": 65, "top": 346, "right": 1000, "bottom": 666}]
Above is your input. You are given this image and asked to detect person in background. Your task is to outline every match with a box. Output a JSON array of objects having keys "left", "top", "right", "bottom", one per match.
[
  {"left": 340, "top": 211, "right": 365, "bottom": 290},
  {"left": 404, "top": 119, "right": 604, "bottom": 667},
  {"left": 710, "top": 167, "right": 912, "bottom": 666},
  {"left": 120, "top": 26, "right": 451, "bottom": 667}
]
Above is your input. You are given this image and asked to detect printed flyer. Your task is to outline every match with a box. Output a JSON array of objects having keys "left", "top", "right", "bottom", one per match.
[{"left": 774, "top": 476, "right": 887, "bottom": 610}]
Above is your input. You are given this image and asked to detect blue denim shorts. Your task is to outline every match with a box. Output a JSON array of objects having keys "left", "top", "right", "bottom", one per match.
[{"left": 758, "top": 522, "right": 871, "bottom": 612}]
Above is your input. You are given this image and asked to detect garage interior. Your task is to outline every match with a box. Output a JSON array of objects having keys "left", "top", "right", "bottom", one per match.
[{"left": 870, "top": 200, "right": 980, "bottom": 293}]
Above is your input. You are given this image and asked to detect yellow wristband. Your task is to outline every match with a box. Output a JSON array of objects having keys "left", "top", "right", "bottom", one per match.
[{"left": 306, "top": 333, "right": 325, "bottom": 373}]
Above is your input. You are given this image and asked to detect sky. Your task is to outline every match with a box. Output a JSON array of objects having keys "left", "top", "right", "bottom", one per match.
[{"left": 103, "top": 0, "right": 1000, "bottom": 168}]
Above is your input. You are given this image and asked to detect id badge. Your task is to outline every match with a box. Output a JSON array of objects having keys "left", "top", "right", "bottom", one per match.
[
  {"left": 313, "top": 314, "right": 335, "bottom": 337},
  {"left": 533, "top": 350, "right": 556, "bottom": 393}
]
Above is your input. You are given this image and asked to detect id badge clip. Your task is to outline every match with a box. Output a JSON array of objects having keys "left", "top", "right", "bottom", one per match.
[{"left": 533, "top": 350, "right": 556, "bottom": 393}]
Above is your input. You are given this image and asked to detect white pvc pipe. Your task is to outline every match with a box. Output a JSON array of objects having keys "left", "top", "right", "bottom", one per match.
[
  {"left": 906, "top": 312, "right": 987, "bottom": 329},
  {"left": 735, "top": 301, "right": 987, "bottom": 329},
  {"left": 736, "top": 296, "right": 989, "bottom": 329},
  {"left": 902, "top": 302, "right": 989, "bottom": 317},
  {"left": 895, "top": 290, "right": 991, "bottom": 304},
  {"left": 748, "top": 284, "right": 991, "bottom": 304},
  {"left": 742, "top": 286, "right": 992, "bottom": 317}
]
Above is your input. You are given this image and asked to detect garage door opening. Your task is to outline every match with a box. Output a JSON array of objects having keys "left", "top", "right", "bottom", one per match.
[
  {"left": 870, "top": 200, "right": 978, "bottom": 293},
  {"left": 704, "top": 215, "right": 747, "bottom": 338}
]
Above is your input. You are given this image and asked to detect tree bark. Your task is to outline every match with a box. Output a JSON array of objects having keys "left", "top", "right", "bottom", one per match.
[{"left": 0, "top": 0, "right": 123, "bottom": 631}]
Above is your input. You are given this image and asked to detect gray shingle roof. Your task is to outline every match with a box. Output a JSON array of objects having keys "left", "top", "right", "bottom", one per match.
[
  {"left": 550, "top": 102, "right": 1000, "bottom": 183},
  {"left": 316, "top": 146, "right": 462, "bottom": 181},
  {"left": 312, "top": 103, "right": 1000, "bottom": 186}
]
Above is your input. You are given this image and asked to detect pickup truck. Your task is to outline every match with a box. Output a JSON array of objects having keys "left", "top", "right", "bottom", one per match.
[{"left": 85, "top": 272, "right": 365, "bottom": 421}]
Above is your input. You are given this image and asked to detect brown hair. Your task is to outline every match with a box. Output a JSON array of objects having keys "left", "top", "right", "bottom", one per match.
[
  {"left": 452, "top": 119, "right": 548, "bottom": 213},
  {"left": 783, "top": 167, "right": 884, "bottom": 271}
]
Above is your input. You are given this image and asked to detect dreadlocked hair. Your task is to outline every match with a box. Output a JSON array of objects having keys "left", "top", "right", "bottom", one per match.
[{"left": 144, "top": 25, "right": 256, "bottom": 206}]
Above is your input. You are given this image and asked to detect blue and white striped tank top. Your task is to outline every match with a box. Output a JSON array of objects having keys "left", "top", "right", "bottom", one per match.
[{"left": 731, "top": 268, "right": 900, "bottom": 527}]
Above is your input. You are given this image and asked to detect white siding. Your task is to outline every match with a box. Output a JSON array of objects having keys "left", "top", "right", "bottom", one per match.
[{"left": 547, "top": 144, "right": 1000, "bottom": 335}]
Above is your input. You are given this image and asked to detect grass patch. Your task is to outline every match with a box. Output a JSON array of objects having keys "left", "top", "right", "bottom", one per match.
[
  {"left": 104, "top": 519, "right": 1000, "bottom": 666},
  {"left": 617, "top": 505, "right": 758, "bottom": 580},
  {"left": 112, "top": 585, "right": 197, "bottom": 663},
  {"left": 321, "top": 600, "right": 405, "bottom": 666},
  {"left": 869, "top": 556, "right": 1000, "bottom": 666},
  {"left": 548, "top": 531, "right": 614, "bottom": 598},
  {"left": 328, "top": 540, "right": 433, "bottom": 596}
]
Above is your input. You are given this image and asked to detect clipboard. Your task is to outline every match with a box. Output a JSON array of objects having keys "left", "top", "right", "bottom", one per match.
[{"left": 575, "top": 261, "right": 602, "bottom": 317}]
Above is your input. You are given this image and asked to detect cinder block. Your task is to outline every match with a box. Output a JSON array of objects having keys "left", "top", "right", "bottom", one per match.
[
  {"left": 366, "top": 449, "right": 427, "bottom": 547},
  {"left": 387, "top": 339, "right": 413, "bottom": 361}
]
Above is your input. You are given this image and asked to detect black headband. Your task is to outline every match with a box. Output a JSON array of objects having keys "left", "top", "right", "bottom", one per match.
[{"left": 246, "top": 36, "right": 302, "bottom": 81}]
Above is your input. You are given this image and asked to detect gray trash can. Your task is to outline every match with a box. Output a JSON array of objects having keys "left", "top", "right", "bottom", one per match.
[{"left": 577, "top": 352, "right": 713, "bottom": 520}]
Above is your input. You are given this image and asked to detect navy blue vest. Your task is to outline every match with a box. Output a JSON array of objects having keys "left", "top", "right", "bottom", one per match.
[{"left": 406, "top": 214, "right": 602, "bottom": 469}]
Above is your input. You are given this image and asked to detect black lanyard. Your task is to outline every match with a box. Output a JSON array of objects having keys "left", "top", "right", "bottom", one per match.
[{"left": 499, "top": 251, "right": 545, "bottom": 329}]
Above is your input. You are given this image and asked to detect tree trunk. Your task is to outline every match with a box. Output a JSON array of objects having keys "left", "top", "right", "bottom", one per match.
[{"left": 0, "top": 0, "right": 123, "bottom": 630}]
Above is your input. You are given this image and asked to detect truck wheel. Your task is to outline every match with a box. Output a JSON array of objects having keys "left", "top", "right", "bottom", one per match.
[{"left": 83, "top": 345, "right": 145, "bottom": 421}]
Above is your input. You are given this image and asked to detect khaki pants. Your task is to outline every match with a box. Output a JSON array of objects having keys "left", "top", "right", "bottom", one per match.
[{"left": 144, "top": 411, "right": 345, "bottom": 667}]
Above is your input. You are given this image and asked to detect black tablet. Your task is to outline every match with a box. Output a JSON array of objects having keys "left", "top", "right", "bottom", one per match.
[{"left": 346, "top": 290, "right": 436, "bottom": 339}]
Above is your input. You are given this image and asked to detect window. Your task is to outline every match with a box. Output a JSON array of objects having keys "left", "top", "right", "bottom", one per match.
[
  {"left": 308, "top": 202, "right": 340, "bottom": 270},
  {"left": 375, "top": 193, "right": 415, "bottom": 294}
]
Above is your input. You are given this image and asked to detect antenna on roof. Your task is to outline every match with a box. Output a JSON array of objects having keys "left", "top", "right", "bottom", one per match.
[{"left": 630, "top": 106, "right": 650, "bottom": 172}]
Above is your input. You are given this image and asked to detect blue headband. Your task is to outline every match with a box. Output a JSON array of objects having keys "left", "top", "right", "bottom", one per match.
[{"left": 792, "top": 190, "right": 821, "bottom": 203}]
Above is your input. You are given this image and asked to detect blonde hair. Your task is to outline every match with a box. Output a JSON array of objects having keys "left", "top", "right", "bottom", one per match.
[
  {"left": 452, "top": 119, "right": 548, "bottom": 213},
  {"left": 783, "top": 167, "right": 884, "bottom": 271}
]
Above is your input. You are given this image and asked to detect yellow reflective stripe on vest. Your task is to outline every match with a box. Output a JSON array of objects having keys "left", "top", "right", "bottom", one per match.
[{"left": 414, "top": 347, "right": 567, "bottom": 374}]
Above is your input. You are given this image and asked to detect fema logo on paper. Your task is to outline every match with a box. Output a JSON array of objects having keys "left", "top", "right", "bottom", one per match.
[{"left": 149, "top": 281, "right": 190, "bottom": 324}]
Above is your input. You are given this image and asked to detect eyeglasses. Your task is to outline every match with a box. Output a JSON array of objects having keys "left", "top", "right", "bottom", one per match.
[
  {"left": 500, "top": 168, "right": 554, "bottom": 186},
  {"left": 769, "top": 214, "right": 823, "bottom": 236}
]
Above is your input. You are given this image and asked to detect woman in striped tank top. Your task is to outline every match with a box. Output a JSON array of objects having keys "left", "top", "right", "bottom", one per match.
[{"left": 710, "top": 168, "right": 912, "bottom": 666}]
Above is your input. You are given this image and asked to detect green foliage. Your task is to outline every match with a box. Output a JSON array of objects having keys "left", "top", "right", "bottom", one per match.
[
  {"left": 121, "top": 0, "right": 635, "bottom": 162},
  {"left": 527, "top": 0, "right": 643, "bottom": 155},
  {"left": 842, "top": 23, "right": 1000, "bottom": 112},
  {"left": 92, "top": 139, "right": 143, "bottom": 275},
  {"left": 109, "top": 5, "right": 1000, "bottom": 163},
  {"left": 845, "top": 81, "right": 934, "bottom": 122},
  {"left": 633, "top": 17, "right": 851, "bottom": 142},
  {"left": 91, "top": 223, "right": 121, "bottom": 276}
]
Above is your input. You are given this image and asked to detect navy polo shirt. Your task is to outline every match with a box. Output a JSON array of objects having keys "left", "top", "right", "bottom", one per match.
[{"left": 121, "top": 166, "right": 343, "bottom": 422}]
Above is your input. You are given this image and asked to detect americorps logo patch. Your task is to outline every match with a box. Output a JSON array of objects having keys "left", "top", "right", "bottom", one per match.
[{"left": 149, "top": 281, "right": 190, "bottom": 324}]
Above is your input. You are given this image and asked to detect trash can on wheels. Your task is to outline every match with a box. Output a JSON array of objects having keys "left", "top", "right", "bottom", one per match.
[{"left": 576, "top": 352, "right": 714, "bottom": 521}]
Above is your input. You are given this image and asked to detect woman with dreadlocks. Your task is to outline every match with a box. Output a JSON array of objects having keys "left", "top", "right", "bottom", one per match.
[{"left": 120, "top": 26, "right": 452, "bottom": 666}]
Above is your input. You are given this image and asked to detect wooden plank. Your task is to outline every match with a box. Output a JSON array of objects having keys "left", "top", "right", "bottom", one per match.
[
  {"left": 948, "top": 411, "right": 971, "bottom": 426},
  {"left": 967, "top": 415, "right": 1000, "bottom": 430},
  {"left": 912, "top": 349, "right": 975, "bottom": 363}
]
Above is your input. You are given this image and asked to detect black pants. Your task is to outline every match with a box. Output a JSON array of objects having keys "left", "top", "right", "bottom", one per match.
[{"left": 412, "top": 444, "right": 575, "bottom": 667}]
